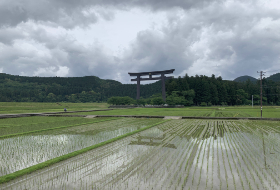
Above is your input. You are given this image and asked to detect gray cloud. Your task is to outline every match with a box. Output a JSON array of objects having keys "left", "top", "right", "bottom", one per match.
[
  {"left": 0, "top": 0, "right": 280, "bottom": 83},
  {"left": 122, "top": 30, "right": 195, "bottom": 75},
  {"left": 0, "top": 0, "right": 223, "bottom": 28}
]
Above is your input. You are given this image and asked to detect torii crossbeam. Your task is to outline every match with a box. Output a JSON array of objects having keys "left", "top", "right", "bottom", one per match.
[{"left": 128, "top": 69, "right": 175, "bottom": 101}]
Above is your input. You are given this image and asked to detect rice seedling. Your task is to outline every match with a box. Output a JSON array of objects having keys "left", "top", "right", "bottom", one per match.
[{"left": 1, "top": 119, "right": 280, "bottom": 190}]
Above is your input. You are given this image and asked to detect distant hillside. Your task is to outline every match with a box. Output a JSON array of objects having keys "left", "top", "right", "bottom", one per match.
[
  {"left": 266, "top": 73, "right": 280, "bottom": 82},
  {"left": 2, "top": 72, "right": 280, "bottom": 105},
  {"left": 0, "top": 73, "right": 161, "bottom": 102},
  {"left": 233, "top": 75, "right": 258, "bottom": 82}
]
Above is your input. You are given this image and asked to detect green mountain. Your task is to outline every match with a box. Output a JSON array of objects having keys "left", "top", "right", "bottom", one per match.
[
  {"left": 0, "top": 73, "right": 161, "bottom": 102},
  {"left": 266, "top": 73, "right": 280, "bottom": 82},
  {"left": 234, "top": 73, "right": 280, "bottom": 83},
  {"left": 1, "top": 72, "right": 280, "bottom": 105},
  {"left": 233, "top": 75, "right": 258, "bottom": 82}
]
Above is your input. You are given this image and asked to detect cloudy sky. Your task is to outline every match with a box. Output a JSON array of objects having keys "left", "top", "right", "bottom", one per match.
[{"left": 0, "top": 0, "right": 280, "bottom": 83}]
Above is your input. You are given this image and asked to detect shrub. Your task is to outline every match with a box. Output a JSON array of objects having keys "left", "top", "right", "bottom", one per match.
[{"left": 200, "top": 102, "right": 207, "bottom": 106}]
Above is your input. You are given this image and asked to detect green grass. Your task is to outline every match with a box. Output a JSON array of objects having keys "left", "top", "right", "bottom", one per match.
[
  {"left": 1, "top": 102, "right": 280, "bottom": 118},
  {"left": 65, "top": 106, "right": 280, "bottom": 118},
  {"left": 0, "top": 102, "right": 109, "bottom": 114},
  {"left": 0, "top": 119, "right": 170, "bottom": 184}
]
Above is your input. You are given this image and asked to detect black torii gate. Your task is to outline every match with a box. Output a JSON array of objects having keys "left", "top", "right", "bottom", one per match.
[{"left": 128, "top": 69, "right": 175, "bottom": 101}]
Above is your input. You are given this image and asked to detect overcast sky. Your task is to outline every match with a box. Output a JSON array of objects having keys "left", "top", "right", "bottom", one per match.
[{"left": 0, "top": 0, "right": 280, "bottom": 83}]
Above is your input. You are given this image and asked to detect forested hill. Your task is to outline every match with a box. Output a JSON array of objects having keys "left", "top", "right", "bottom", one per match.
[
  {"left": 0, "top": 73, "right": 161, "bottom": 102},
  {"left": 265, "top": 73, "right": 280, "bottom": 82},
  {"left": 165, "top": 74, "right": 280, "bottom": 106},
  {"left": 1, "top": 73, "right": 280, "bottom": 105},
  {"left": 233, "top": 75, "right": 257, "bottom": 82},
  {"left": 234, "top": 73, "right": 280, "bottom": 82}
]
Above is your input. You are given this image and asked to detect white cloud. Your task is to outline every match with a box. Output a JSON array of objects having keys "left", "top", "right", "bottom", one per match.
[
  {"left": 0, "top": 0, "right": 280, "bottom": 83},
  {"left": 33, "top": 66, "right": 69, "bottom": 77}
]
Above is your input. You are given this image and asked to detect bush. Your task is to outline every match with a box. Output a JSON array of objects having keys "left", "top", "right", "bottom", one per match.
[
  {"left": 151, "top": 97, "right": 165, "bottom": 105},
  {"left": 200, "top": 102, "right": 207, "bottom": 106},
  {"left": 107, "top": 96, "right": 135, "bottom": 105},
  {"left": 221, "top": 102, "right": 227, "bottom": 106},
  {"left": 166, "top": 92, "right": 186, "bottom": 105},
  {"left": 136, "top": 97, "right": 146, "bottom": 106}
]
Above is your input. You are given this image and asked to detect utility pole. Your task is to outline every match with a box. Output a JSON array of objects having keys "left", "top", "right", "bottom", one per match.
[
  {"left": 252, "top": 95, "right": 253, "bottom": 108},
  {"left": 257, "top": 71, "right": 265, "bottom": 118}
]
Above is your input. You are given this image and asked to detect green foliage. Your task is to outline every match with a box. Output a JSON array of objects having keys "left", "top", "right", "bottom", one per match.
[
  {"left": 200, "top": 102, "right": 207, "bottom": 106},
  {"left": 221, "top": 102, "right": 227, "bottom": 106},
  {"left": 165, "top": 74, "right": 279, "bottom": 106},
  {"left": 234, "top": 76, "right": 258, "bottom": 82},
  {"left": 166, "top": 91, "right": 186, "bottom": 105},
  {"left": 2, "top": 72, "right": 280, "bottom": 106},
  {"left": 107, "top": 96, "right": 135, "bottom": 105},
  {"left": 0, "top": 73, "right": 161, "bottom": 102},
  {"left": 182, "top": 90, "right": 195, "bottom": 106},
  {"left": 236, "top": 89, "right": 248, "bottom": 105},
  {"left": 151, "top": 97, "right": 165, "bottom": 105},
  {"left": 136, "top": 97, "right": 146, "bottom": 106}
]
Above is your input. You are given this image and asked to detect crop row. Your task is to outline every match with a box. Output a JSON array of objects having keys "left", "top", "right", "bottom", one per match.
[
  {"left": 0, "top": 117, "right": 111, "bottom": 136},
  {"left": 0, "top": 118, "right": 162, "bottom": 177},
  {"left": 1, "top": 119, "right": 279, "bottom": 190}
]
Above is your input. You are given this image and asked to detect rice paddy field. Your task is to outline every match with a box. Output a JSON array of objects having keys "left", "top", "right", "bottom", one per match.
[
  {"left": 1, "top": 116, "right": 280, "bottom": 190},
  {"left": 0, "top": 102, "right": 109, "bottom": 114},
  {"left": 1, "top": 102, "right": 280, "bottom": 118}
]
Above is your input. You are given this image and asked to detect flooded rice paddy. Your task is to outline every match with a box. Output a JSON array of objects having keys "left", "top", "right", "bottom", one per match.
[
  {"left": 0, "top": 118, "right": 162, "bottom": 176},
  {"left": 1, "top": 119, "right": 280, "bottom": 189}
]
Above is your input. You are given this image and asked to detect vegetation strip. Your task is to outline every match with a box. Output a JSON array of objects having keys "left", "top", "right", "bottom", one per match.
[
  {"left": 52, "top": 114, "right": 280, "bottom": 121},
  {"left": 0, "top": 109, "right": 114, "bottom": 119},
  {"left": 0, "top": 119, "right": 170, "bottom": 184},
  {"left": 0, "top": 118, "right": 120, "bottom": 139}
]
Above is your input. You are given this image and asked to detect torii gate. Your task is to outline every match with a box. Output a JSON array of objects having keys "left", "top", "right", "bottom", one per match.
[{"left": 128, "top": 69, "right": 175, "bottom": 101}]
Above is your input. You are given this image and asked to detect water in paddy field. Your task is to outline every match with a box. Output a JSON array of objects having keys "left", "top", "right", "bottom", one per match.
[
  {"left": 0, "top": 118, "right": 161, "bottom": 177},
  {"left": 1, "top": 120, "right": 280, "bottom": 190}
]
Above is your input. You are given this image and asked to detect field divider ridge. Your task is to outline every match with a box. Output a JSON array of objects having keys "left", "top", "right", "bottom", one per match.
[
  {"left": 0, "top": 118, "right": 121, "bottom": 139},
  {"left": 0, "top": 119, "right": 171, "bottom": 184}
]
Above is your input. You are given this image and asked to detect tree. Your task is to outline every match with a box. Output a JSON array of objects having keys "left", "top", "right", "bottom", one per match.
[
  {"left": 209, "top": 83, "right": 219, "bottom": 105},
  {"left": 182, "top": 89, "right": 195, "bottom": 106},
  {"left": 46, "top": 93, "right": 56, "bottom": 102},
  {"left": 166, "top": 91, "right": 185, "bottom": 105},
  {"left": 218, "top": 84, "right": 228, "bottom": 104},
  {"left": 200, "top": 102, "right": 207, "bottom": 106},
  {"left": 107, "top": 97, "right": 118, "bottom": 105},
  {"left": 151, "top": 97, "right": 165, "bottom": 105},
  {"left": 107, "top": 96, "right": 135, "bottom": 105},
  {"left": 136, "top": 97, "right": 146, "bottom": 106},
  {"left": 236, "top": 89, "right": 248, "bottom": 105},
  {"left": 166, "top": 80, "right": 179, "bottom": 95}
]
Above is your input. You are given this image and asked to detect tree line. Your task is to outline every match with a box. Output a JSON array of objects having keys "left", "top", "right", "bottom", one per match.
[
  {"left": 0, "top": 73, "right": 280, "bottom": 105},
  {"left": 108, "top": 74, "right": 280, "bottom": 106}
]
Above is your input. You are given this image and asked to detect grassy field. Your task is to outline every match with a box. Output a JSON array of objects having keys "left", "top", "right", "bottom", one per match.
[
  {"left": 0, "top": 102, "right": 109, "bottom": 114},
  {"left": 1, "top": 102, "right": 280, "bottom": 118},
  {"left": 67, "top": 106, "right": 280, "bottom": 118},
  {"left": 1, "top": 119, "right": 280, "bottom": 189}
]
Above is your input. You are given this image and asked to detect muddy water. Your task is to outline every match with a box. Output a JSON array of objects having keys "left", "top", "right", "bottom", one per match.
[{"left": 1, "top": 120, "right": 280, "bottom": 190}]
